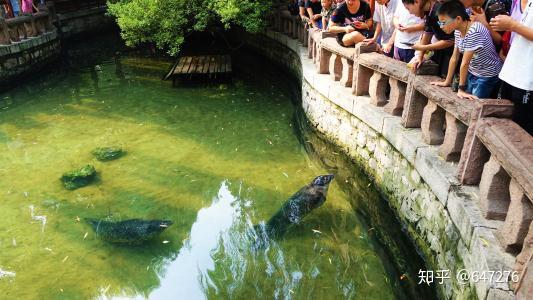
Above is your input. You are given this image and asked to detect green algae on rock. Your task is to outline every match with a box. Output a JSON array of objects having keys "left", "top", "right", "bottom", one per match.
[
  {"left": 61, "top": 165, "right": 96, "bottom": 190},
  {"left": 92, "top": 147, "right": 124, "bottom": 161}
]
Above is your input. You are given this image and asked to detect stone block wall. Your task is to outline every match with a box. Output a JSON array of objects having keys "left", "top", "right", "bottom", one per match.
[{"left": 0, "top": 31, "right": 60, "bottom": 85}]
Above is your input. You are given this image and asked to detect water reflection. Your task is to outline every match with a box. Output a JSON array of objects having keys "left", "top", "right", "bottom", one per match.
[{"left": 148, "top": 180, "right": 240, "bottom": 299}]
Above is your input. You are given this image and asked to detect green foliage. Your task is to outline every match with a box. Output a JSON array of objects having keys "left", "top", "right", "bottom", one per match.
[{"left": 107, "top": 0, "right": 274, "bottom": 55}]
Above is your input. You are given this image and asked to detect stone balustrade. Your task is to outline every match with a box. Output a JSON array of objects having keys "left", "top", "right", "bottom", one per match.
[
  {"left": 0, "top": 11, "right": 54, "bottom": 46},
  {"left": 271, "top": 8, "right": 533, "bottom": 296}
]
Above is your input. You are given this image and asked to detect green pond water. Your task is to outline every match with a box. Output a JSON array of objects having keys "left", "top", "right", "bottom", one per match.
[{"left": 0, "top": 36, "right": 434, "bottom": 299}]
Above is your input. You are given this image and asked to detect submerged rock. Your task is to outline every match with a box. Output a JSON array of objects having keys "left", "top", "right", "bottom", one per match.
[
  {"left": 85, "top": 218, "right": 173, "bottom": 244},
  {"left": 92, "top": 147, "right": 124, "bottom": 161},
  {"left": 60, "top": 165, "right": 96, "bottom": 190}
]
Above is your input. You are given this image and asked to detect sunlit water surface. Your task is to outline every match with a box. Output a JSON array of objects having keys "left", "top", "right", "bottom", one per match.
[{"left": 0, "top": 38, "right": 430, "bottom": 299}]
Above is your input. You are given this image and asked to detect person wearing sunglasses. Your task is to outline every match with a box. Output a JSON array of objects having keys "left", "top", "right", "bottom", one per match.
[{"left": 430, "top": 1, "right": 503, "bottom": 99}]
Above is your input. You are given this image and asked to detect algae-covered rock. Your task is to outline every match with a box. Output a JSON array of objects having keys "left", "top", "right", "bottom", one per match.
[
  {"left": 61, "top": 165, "right": 96, "bottom": 190},
  {"left": 92, "top": 147, "right": 124, "bottom": 161}
]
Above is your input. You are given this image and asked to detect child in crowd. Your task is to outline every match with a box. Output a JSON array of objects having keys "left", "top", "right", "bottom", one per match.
[
  {"left": 321, "top": 0, "right": 337, "bottom": 30},
  {"left": 406, "top": 0, "right": 455, "bottom": 77},
  {"left": 364, "top": 0, "right": 399, "bottom": 56},
  {"left": 306, "top": 0, "right": 325, "bottom": 28},
  {"left": 393, "top": 1, "right": 425, "bottom": 62},
  {"left": 431, "top": 1, "right": 503, "bottom": 99},
  {"left": 328, "top": 0, "right": 373, "bottom": 47}
]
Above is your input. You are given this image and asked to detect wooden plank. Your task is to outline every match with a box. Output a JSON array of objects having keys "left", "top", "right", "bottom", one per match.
[
  {"left": 202, "top": 56, "right": 210, "bottom": 74},
  {"left": 208, "top": 56, "right": 216, "bottom": 74},
  {"left": 194, "top": 56, "right": 205, "bottom": 74},
  {"left": 225, "top": 55, "right": 231, "bottom": 72},
  {"left": 221, "top": 55, "right": 227, "bottom": 73},
  {"left": 177, "top": 56, "right": 192, "bottom": 74},
  {"left": 188, "top": 56, "right": 198, "bottom": 74}
]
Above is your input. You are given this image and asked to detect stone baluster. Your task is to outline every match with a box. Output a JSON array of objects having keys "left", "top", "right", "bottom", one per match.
[
  {"left": 439, "top": 112, "right": 468, "bottom": 162},
  {"left": 498, "top": 180, "right": 532, "bottom": 251},
  {"left": 0, "top": 18, "right": 10, "bottom": 45},
  {"left": 307, "top": 29, "right": 314, "bottom": 59},
  {"left": 353, "top": 63, "right": 372, "bottom": 96},
  {"left": 421, "top": 100, "right": 445, "bottom": 145},
  {"left": 457, "top": 100, "right": 513, "bottom": 185},
  {"left": 368, "top": 71, "right": 389, "bottom": 106},
  {"left": 339, "top": 57, "right": 353, "bottom": 88},
  {"left": 401, "top": 74, "right": 428, "bottom": 128},
  {"left": 317, "top": 43, "right": 331, "bottom": 74},
  {"left": 328, "top": 53, "right": 342, "bottom": 81},
  {"left": 513, "top": 222, "right": 533, "bottom": 292},
  {"left": 478, "top": 155, "right": 511, "bottom": 219},
  {"left": 384, "top": 78, "right": 406, "bottom": 116}
]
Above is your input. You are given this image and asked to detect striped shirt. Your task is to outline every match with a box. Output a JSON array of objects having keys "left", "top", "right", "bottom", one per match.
[{"left": 454, "top": 22, "right": 503, "bottom": 77}]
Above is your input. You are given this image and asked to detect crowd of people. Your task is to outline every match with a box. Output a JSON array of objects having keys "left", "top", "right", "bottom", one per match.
[
  {"left": 1, "top": 0, "right": 43, "bottom": 19},
  {"left": 290, "top": 0, "right": 532, "bottom": 134}
]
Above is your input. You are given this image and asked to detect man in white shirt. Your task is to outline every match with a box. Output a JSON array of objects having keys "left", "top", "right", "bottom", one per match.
[
  {"left": 491, "top": 0, "right": 533, "bottom": 134},
  {"left": 364, "top": 0, "right": 399, "bottom": 56}
]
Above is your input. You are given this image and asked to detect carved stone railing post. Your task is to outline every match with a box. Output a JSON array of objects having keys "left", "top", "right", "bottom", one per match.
[
  {"left": 329, "top": 53, "right": 342, "bottom": 81},
  {"left": 479, "top": 155, "right": 511, "bottom": 219},
  {"left": 514, "top": 222, "right": 533, "bottom": 292},
  {"left": 421, "top": 100, "right": 445, "bottom": 145},
  {"left": 368, "top": 71, "right": 389, "bottom": 106},
  {"left": 317, "top": 43, "right": 331, "bottom": 74},
  {"left": 20, "top": 14, "right": 37, "bottom": 38},
  {"left": 384, "top": 78, "right": 406, "bottom": 116},
  {"left": 439, "top": 112, "right": 468, "bottom": 162},
  {"left": 401, "top": 74, "right": 428, "bottom": 128},
  {"left": 339, "top": 57, "right": 353, "bottom": 87},
  {"left": 457, "top": 100, "right": 514, "bottom": 185},
  {"left": 353, "top": 64, "right": 372, "bottom": 96},
  {"left": 498, "top": 180, "right": 533, "bottom": 251},
  {"left": 0, "top": 17, "right": 10, "bottom": 45},
  {"left": 307, "top": 28, "right": 314, "bottom": 59}
]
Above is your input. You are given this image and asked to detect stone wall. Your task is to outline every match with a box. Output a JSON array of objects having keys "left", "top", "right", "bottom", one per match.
[
  {"left": 241, "top": 29, "right": 519, "bottom": 299},
  {"left": 0, "top": 31, "right": 60, "bottom": 85},
  {"left": 57, "top": 7, "right": 113, "bottom": 38}
]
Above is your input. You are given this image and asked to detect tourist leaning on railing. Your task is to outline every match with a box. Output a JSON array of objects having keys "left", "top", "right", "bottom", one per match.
[
  {"left": 490, "top": 0, "right": 533, "bottom": 134},
  {"left": 363, "top": 0, "right": 399, "bottom": 56},
  {"left": 408, "top": 0, "right": 455, "bottom": 77},
  {"left": 430, "top": 1, "right": 503, "bottom": 99},
  {"left": 393, "top": 0, "right": 425, "bottom": 62},
  {"left": 321, "top": 0, "right": 337, "bottom": 31},
  {"left": 328, "top": 0, "right": 373, "bottom": 46},
  {"left": 306, "top": 0, "right": 324, "bottom": 28}
]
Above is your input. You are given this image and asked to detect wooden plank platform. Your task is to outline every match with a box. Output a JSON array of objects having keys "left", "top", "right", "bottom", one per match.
[{"left": 165, "top": 55, "right": 232, "bottom": 80}]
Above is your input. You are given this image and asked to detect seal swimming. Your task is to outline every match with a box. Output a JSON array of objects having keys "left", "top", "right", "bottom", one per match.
[
  {"left": 86, "top": 218, "right": 173, "bottom": 244},
  {"left": 258, "top": 174, "right": 334, "bottom": 240}
]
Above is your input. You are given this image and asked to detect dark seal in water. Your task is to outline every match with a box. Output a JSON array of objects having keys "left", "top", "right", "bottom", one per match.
[
  {"left": 258, "top": 174, "right": 334, "bottom": 240},
  {"left": 86, "top": 218, "right": 173, "bottom": 244}
]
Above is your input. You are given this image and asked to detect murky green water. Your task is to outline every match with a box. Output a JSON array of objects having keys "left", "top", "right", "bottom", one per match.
[{"left": 0, "top": 36, "right": 433, "bottom": 299}]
